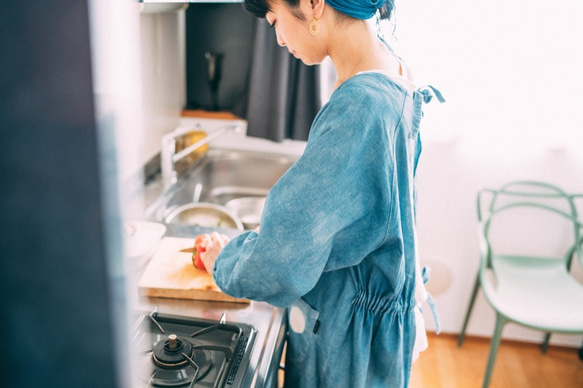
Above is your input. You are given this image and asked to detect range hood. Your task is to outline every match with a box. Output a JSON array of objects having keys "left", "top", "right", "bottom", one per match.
[
  {"left": 140, "top": 0, "right": 242, "bottom": 4},
  {"left": 140, "top": 3, "right": 188, "bottom": 13},
  {"left": 140, "top": 0, "right": 243, "bottom": 14}
]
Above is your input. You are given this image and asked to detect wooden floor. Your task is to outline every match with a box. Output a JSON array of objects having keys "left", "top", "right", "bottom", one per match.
[
  {"left": 410, "top": 333, "right": 583, "bottom": 388},
  {"left": 277, "top": 333, "right": 583, "bottom": 387}
]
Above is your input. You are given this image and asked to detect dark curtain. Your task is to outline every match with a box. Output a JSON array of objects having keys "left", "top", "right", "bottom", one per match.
[{"left": 245, "top": 19, "right": 322, "bottom": 142}]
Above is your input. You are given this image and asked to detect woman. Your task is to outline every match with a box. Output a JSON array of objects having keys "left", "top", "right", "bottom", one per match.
[{"left": 201, "top": 0, "right": 442, "bottom": 386}]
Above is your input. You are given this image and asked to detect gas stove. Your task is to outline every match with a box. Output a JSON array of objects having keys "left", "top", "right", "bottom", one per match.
[{"left": 132, "top": 306, "right": 257, "bottom": 388}]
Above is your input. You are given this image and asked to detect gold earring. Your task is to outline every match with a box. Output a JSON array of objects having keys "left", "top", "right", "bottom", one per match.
[{"left": 308, "top": 17, "right": 320, "bottom": 36}]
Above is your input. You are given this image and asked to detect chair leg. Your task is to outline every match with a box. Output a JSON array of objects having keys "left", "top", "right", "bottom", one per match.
[
  {"left": 541, "top": 332, "right": 551, "bottom": 354},
  {"left": 483, "top": 314, "right": 507, "bottom": 388},
  {"left": 458, "top": 273, "right": 481, "bottom": 347}
]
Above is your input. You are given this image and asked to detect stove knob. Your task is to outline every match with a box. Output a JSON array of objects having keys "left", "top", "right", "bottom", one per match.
[{"left": 168, "top": 334, "right": 177, "bottom": 349}]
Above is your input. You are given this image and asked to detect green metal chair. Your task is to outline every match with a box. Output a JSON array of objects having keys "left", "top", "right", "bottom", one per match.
[{"left": 457, "top": 181, "right": 583, "bottom": 388}]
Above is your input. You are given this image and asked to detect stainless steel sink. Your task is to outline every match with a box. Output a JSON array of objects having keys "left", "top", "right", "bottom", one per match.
[{"left": 146, "top": 148, "right": 298, "bottom": 228}]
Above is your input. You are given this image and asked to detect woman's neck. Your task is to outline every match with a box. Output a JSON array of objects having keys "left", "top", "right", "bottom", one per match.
[{"left": 328, "top": 18, "right": 401, "bottom": 88}]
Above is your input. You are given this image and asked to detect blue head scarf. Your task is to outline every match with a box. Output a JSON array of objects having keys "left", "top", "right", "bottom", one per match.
[{"left": 325, "top": 0, "right": 387, "bottom": 20}]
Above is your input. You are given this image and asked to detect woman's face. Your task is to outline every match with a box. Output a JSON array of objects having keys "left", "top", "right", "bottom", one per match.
[{"left": 265, "top": 0, "right": 327, "bottom": 65}]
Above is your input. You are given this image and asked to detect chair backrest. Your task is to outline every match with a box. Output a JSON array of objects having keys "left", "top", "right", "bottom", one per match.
[{"left": 477, "top": 181, "right": 582, "bottom": 269}]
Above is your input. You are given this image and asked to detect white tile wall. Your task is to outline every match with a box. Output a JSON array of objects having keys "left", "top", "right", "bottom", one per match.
[{"left": 139, "top": 7, "right": 187, "bottom": 167}]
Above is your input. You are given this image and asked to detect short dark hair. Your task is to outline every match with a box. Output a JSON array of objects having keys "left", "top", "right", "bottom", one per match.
[
  {"left": 243, "top": 0, "right": 282, "bottom": 19},
  {"left": 243, "top": 0, "right": 394, "bottom": 20}
]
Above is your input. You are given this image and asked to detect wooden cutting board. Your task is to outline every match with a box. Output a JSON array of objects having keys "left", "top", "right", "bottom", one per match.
[{"left": 137, "top": 237, "right": 249, "bottom": 304}]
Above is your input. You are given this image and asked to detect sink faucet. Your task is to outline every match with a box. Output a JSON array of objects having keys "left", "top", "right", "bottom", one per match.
[{"left": 161, "top": 122, "right": 243, "bottom": 187}]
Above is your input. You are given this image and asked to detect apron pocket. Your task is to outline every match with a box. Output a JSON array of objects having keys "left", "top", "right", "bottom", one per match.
[{"left": 286, "top": 298, "right": 320, "bottom": 365}]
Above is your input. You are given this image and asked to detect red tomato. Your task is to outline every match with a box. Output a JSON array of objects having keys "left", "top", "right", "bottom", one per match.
[{"left": 192, "top": 234, "right": 210, "bottom": 269}]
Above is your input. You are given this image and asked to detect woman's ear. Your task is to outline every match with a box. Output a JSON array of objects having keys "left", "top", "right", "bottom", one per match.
[{"left": 310, "top": 0, "right": 325, "bottom": 17}]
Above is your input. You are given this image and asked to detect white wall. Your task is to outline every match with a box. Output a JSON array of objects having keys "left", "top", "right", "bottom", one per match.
[
  {"left": 89, "top": 2, "right": 187, "bottom": 216},
  {"left": 139, "top": 5, "right": 188, "bottom": 166},
  {"left": 391, "top": 0, "right": 583, "bottom": 347},
  {"left": 416, "top": 141, "right": 583, "bottom": 347}
]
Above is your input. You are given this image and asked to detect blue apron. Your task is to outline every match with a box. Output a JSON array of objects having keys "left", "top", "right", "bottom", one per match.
[{"left": 214, "top": 72, "right": 443, "bottom": 387}]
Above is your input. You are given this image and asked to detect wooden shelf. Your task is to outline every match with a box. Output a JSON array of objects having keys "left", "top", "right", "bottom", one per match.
[{"left": 181, "top": 109, "right": 241, "bottom": 121}]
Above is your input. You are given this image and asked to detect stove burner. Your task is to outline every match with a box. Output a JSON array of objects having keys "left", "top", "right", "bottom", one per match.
[
  {"left": 135, "top": 309, "right": 257, "bottom": 388},
  {"left": 152, "top": 334, "right": 193, "bottom": 368},
  {"left": 141, "top": 334, "right": 214, "bottom": 387}
]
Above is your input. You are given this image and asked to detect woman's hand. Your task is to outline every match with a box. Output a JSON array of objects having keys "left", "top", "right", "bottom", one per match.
[{"left": 200, "top": 231, "right": 230, "bottom": 276}]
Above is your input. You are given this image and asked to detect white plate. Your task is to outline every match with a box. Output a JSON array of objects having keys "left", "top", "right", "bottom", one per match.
[{"left": 124, "top": 221, "right": 167, "bottom": 260}]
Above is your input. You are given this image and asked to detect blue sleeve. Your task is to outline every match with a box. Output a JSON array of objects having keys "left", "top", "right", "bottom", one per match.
[{"left": 213, "top": 83, "right": 403, "bottom": 307}]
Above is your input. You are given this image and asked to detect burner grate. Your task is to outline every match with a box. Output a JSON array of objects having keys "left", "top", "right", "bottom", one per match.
[{"left": 132, "top": 306, "right": 256, "bottom": 388}]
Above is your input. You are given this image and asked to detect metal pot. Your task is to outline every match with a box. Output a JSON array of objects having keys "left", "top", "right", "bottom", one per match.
[
  {"left": 224, "top": 196, "right": 266, "bottom": 230},
  {"left": 164, "top": 202, "right": 244, "bottom": 230}
]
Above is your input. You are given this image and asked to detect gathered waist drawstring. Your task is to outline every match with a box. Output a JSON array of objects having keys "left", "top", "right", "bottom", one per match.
[{"left": 351, "top": 288, "right": 416, "bottom": 316}]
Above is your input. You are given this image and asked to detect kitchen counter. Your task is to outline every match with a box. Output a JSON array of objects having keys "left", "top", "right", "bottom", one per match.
[
  {"left": 131, "top": 224, "right": 287, "bottom": 388},
  {"left": 133, "top": 124, "right": 304, "bottom": 387}
]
